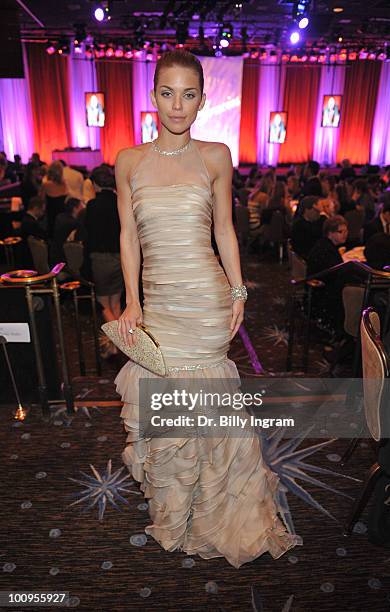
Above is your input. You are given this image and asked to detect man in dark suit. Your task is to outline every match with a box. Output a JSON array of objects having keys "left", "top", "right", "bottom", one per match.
[
  {"left": 291, "top": 196, "right": 325, "bottom": 259},
  {"left": 19, "top": 196, "right": 47, "bottom": 267},
  {"left": 50, "top": 197, "right": 86, "bottom": 265},
  {"left": 302, "top": 160, "right": 322, "bottom": 197},
  {"left": 363, "top": 199, "right": 390, "bottom": 243},
  {"left": 20, "top": 196, "right": 47, "bottom": 241},
  {"left": 307, "top": 215, "right": 348, "bottom": 335},
  {"left": 364, "top": 233, "right": 390, "bottom": 271}
]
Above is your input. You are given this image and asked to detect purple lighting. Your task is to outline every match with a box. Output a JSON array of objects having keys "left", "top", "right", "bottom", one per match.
[{"left": 290, "top": 31, "right": 300, "bottom": 44}]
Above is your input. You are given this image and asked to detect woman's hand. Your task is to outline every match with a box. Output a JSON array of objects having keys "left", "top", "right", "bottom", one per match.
[
  {"left": 118, "top": 302, "right": 143, "bottom": 346},
  {"left": 230, "top": 300, "right": 244, "bottom": 339}
]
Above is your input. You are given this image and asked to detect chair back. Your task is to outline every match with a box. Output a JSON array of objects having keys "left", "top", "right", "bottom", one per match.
[
  {"left": 290, "top": 248, "right": 307, "bottom": 281},
  {"left": 63, "top": 241, "right": 84, "bottom": 276},
  {"left": 360, "top": 307, "right": 390, "bottom": 441},
  {"left": 345, "top": 208, "right": 365, "bottom": 242},
  {"left": 268, "top": 210, "right": 285, "bottom": 243},
  {"left": 234, "top": 205, "right": 250, "bottom": 243},
  {"left": 27, "top": 235, "right": 50, "bottom": 274},
  {"left": 343, "top": 285, "right": 365, "bottom": 338}
]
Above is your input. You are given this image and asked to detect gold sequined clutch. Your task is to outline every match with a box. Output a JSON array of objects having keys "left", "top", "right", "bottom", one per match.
[{"left": 101, "top": 321, "right": 167, "bottom": 377}]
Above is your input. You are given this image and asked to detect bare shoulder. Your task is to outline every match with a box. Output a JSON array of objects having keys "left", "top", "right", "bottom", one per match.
[
  {"left": 115, "top": 143, "right": 151, "bottom": 177},
  {"left": 194, "top": 140, "right": 231, "bottom": 160},
  {"left": 193, "top": 140, "right": 232, "bottom": 180}
]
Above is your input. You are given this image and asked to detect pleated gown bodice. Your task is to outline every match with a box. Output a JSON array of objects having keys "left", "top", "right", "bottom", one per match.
[{"left": 129, "top": 139, "right": 231, "bottom": 371}]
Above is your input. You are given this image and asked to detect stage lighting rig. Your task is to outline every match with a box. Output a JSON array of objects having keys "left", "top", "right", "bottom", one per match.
[
  {"left": 293, "top": 0, "right": 310, "bottom": 29},
  {"left": 218, "top": 23, "right": 233, "bottom": 48},
  {"left": 58, "top": 38, "right": 70, "bottom": 55}
]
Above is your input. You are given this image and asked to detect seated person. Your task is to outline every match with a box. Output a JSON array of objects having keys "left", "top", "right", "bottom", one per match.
[
  {"left": 363, "top": 198, "right": 390, "bottom": 243},
  {"left": 20, "top": 196, "right": 47, "bottom": 268},
  {"left": 302, "top": 160, "right": 322, "bottom": 197},
  {"left": 20, "top": 196, "right": 47, "bottom": 241},
  {"left": 291, "top": 196, "right": 325, "bottom": 259},
  {"left": 364, "top": 233, "right": 390, "bottom": 271},
  {"left": 50, "top": 197, "right": 86, "bottom": 265},
  {"left": 307, "top": 215, "right": 348, "bottom": 336}
]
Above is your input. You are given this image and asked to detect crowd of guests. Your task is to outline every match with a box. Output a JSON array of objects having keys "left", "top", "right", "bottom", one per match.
[
  {"left": 233, "top": 158, "right": 390, "bottom": 370},
  {"left": 0, "top": 151, "right": 123, "bottom": 358},
  {"left": 2, "top": 150, "right": 390, "bottom": 364}
]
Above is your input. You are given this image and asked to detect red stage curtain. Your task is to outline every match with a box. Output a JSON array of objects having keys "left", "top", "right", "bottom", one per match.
[
  {"left": 96, "top": 60, "right": 135, "bottom": 165},
  {"left": 239, "top": 60, "right": 260, "bottom": 164},
  {"left": 337, "top": 61, "right": 381, "bottom": 165},
  {"left": 26, "top": 43, "right": 72, "bottom": 165},
  {"left": 278, "top": 65, "right": 321, "bottom": 163}
]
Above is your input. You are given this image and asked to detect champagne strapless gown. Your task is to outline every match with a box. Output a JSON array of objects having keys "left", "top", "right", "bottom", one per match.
[{"left": 115, "top": 140, "right": 298, "bottom": 568}]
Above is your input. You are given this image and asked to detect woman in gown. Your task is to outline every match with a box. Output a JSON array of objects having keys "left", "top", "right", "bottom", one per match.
[{"left": 114, "top": 50, "right": 298, "bottom": 568}]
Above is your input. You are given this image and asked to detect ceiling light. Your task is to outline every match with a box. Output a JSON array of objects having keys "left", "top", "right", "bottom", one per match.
[
  {"left": 46, "top": 42, "right": 56, "bottom": 55},
  {"left": 333, "top": 7, "right": 344, "bottom": 13},
  {"left": 290, "top": 31, "right": 300, "bottom": 44},
  {"left": 298, "top": 17, "right": 309, "bottom": 29},
  {"left": 93, "top": 2, "right": 110, "bottom": 23}
]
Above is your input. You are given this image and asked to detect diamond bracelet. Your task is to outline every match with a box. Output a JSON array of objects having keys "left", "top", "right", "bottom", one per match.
[{"left": 230, "top": 284, "right": 248, "bottom": 302}]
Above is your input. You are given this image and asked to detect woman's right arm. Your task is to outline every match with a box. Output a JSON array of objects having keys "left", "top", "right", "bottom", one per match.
[{"left": 115, "top": 149, "right": 143, "bottom": 346}]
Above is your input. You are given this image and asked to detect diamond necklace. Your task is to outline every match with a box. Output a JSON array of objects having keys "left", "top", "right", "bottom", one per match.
[{"left": 151, "top": 139, "right": 192, "bottom": 156}]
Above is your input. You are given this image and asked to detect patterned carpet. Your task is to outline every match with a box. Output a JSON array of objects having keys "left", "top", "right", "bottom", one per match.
[{"left": 1, "top": 252, "right": 389, "bottom": 612}]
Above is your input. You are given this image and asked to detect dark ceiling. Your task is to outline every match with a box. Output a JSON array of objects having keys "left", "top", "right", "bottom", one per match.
[{"left": 15, "top": 0, "right": 390, "bottom": 50}]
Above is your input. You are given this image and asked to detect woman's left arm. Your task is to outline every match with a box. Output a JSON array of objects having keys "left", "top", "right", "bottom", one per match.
[{"left": 210, "top": 143, "right": 245, "bottom": 339}]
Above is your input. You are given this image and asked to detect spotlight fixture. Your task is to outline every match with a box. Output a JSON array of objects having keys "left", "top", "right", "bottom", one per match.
[
  {"left": 298, "top": 17, "right": 309, "bottom": 29},
  {"left": 219, "top": 23, "right": 233, "bottom": 48},
  {"left": 85, "top": 44, "right": 95, "bottom": 59},
  {"left": 124, "top": 44, "right": 133, "bottom": 59},
  {"left": 57, "top": 38, "right": 70, "bottom": 56},
  {"left": 293, "top": 1, "right": 310, "bottom": 29},
  {"left": 333, "top": 6, "right": 344, "bottom": 13},
  {"left": 46, "top": 42, "right": 56, "bottom": 55},
  {"left": 74, "top": 23, "right": 87, "bottom": 44},
  {"left": 105, "top": 43, "right": 115, "bottom": 58},
  {"left": 290, "top": 31, "right": 300, "bottom": 44}
]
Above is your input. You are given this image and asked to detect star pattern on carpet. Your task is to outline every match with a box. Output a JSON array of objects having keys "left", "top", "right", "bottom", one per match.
[{"left": 68, "top": 459, "right": 141, "bottom": 520}]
